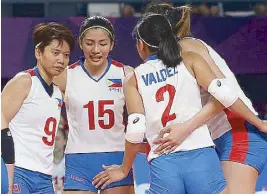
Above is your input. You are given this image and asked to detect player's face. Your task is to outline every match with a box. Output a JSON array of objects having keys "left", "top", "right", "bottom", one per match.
[
  {"left": 54, "top": 130, "right": 66, "bottom": 151},
  {"left": 36, "top": 39, "right": 70, "bottom": 77},
  {"left": 80, "top": 29, "right": 114, "bottom": 68}
]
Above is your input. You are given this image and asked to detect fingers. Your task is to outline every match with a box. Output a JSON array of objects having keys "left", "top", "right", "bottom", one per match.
[
  {"left": 95, "top": 175, "right": 111, "bottom": 189},
  {"left": 101, "top": 180, "right": 112, "bottom": 190},
  {"left": 153, "top": 137, "right": 169, "bottom": 145},
  {"left": 93, "top": 170, "right": 106, "bottom": 181},
  {"left": 154, "top": 141, "right": 173, "bottom": 154},
  {"left": 165, "top": 145, "right": 178, "bottom": 154}
]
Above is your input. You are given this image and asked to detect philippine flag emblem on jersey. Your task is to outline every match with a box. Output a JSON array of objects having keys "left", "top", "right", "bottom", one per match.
[
  {"left": 55, "top": 98, "right": 63, "bottom": 108},
  {"left": 107, "top": 79, "right": 122, "bottom": 88}
]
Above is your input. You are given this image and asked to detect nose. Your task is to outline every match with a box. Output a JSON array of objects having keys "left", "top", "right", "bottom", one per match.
[
  {"left": 92, "top": 44, "right": 100, "bottom": 54},
  {"left": 57, "top": 53, "right": 64, "bottom": 65}
]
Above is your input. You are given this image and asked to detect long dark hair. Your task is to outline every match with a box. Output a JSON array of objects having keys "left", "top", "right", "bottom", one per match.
[{"left": 133, "top": 14, "right": 182, "bottom": 67}]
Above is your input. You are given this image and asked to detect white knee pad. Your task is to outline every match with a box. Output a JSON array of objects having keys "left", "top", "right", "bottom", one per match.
[
  {"left": 125, "top": 113, "right": 146, "bottom": 144},
  {"left": 208, "top": 78, "right": 239, "bottom": 108}
]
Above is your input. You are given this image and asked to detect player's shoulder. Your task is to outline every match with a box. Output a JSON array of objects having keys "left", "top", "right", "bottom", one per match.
[
  {"left": 11, "top": 71, "right": 32, "bottom": 88},
  {"left": 68, "top": 61, "right": 81, "bottom": 70},
  {"left": 2, "top": 71, "right": 32, "bottom": 96},
  {"left": 180, "top": 38, "right": 208, "bottom": 53},
  {"left": 111, "top": 59, "right": 125, "bottom": 68}
]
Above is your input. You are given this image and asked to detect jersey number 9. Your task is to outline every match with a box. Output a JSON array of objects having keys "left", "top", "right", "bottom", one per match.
[{"left": 42, "top": 117, "right": 57, "bottom": 146}]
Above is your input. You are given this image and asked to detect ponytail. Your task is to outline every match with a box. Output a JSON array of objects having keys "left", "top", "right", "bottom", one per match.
[
  {"left": 133, "top": 14, "right": 182, "bottom": 68},
  {"left": 158, "top": 30, "right": 182, "bottom": 68},
  {"left": 144, "top": 2, "right": 191, "bottom": 39},
  {"left": 173, "top": 6, "right": 191, "bottom": 39}
]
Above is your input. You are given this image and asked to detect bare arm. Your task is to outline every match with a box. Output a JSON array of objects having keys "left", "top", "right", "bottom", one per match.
[
  {"left": 154, "top": 52, "right": 266, "bottom": 153},
  {"left": 123, "top": 65, "right": 134, "bottom": 77},
  {"left": 1, "top": 74, "right": 31, "bottom": 193},
  {"left": 121, "top": 72, "right": 145, "bottom": 174},
  {"left": 92, "top": 72, "right": 145, "bottom": 189},
  {"left": 184, "top": 52, "right": 264, "bottom": 130}
]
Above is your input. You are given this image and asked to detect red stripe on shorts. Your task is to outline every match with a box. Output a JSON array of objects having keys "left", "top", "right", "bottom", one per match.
[{"left": 225, "top": 110, "right": 249, "bottom": 163}]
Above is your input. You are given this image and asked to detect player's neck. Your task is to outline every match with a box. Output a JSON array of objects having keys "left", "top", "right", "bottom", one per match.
[
  {"left": 84, "top": 59, "right": 108, "bottom": 79},
  {"left": 37, "top": 64, "right": 54, "bottom": 85}
]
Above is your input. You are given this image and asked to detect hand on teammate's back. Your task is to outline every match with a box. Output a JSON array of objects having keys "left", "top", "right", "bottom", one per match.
[{"left": 153, "top": 123, "right": 192, "bottom": 154}]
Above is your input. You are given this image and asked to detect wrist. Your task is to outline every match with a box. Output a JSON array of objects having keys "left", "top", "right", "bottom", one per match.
[{"left": 121, "top": 164, "right": 131, "bottom": 175}]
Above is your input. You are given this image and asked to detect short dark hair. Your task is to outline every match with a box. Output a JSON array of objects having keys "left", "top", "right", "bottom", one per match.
[
  {"left": 79, "top": 16, "right": 115, "bottom": 42},
  {"left": 33, "top": 22, "right": 75, "bottom": 52}
]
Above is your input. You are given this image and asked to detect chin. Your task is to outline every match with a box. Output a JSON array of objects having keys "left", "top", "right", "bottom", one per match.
[{"left": 51, "top": 70, "right": 63, "bottom": 77}]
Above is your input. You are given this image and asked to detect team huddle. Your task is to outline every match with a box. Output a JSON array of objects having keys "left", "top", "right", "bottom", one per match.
[{"left": 1, "top": 2, "right": 267, "bottom": 194}]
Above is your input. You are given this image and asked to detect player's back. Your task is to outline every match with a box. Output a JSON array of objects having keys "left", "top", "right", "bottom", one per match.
[
  {"left": 9, "top": 67, "right": 62, "bottom": 175},
  {"left": 134, "top": 56, "right": 214, "bottom": 161},
  {"left": 65, "top": 57, "right": 126, "bottom": 154}
]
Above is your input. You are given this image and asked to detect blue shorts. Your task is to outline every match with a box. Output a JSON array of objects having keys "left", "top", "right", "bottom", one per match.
[
  {"left": 1, "top": 157, "right": 9, "bottom": 194},
  {"left": 12, "top": 167, "right": 54, "bottom": 194},
  {"left": 149, "top": 147, "right": 226, "bottom": 194},
  {"left": 64, "top": 152, "right": 134, "bottom": 192},
  {"left": 214, "top": 119, "right": 267, "bottom": 174}
]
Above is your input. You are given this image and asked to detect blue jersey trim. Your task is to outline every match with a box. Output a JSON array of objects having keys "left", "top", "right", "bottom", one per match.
[
  {"left": 33, "top": 67, "right": 54, "bottom": 97},
  {"left": 79, "top": 56, "right": 112, "bottom": 82}
]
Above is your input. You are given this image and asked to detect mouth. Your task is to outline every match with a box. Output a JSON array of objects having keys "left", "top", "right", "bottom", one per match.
[
  {"left": 90, "top": 55, "right": 102, "bottom": 63},
  {"left": 54, "top": 67, "right": 64, "bottom": 72}
]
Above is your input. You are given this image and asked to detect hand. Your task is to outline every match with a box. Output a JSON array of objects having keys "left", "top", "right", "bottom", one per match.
[
  {"left": 92, "top": 165, "right": 128, "bottom": 189},
  {"left": 153, "top": 123, "right": 192, "bottom": 155}
]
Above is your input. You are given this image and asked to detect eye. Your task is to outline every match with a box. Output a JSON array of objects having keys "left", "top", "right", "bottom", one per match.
[
  {"left": 53, "top": 51, "right": 59, "bottom": 56},
  {"left": 100, "top": 44, "right": 108, "bottom": 46},
  {"left": 85, "top": 42, "right": 93, "bottom": 46},
  {"left": 64, "top": 53, "right": 70, "bottom": 57}
]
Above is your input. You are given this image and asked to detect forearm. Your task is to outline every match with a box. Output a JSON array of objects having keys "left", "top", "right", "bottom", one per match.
[
  {"left": 6, "top": 164, "right": 14, "bottom": 192},
  {"left": 228, "top": 99, "right": 262, "bottom": 129},
  {"left": 121, "top": 140, "right": 141, "bottom": 174},
  {"left": 183, "top": 97, "right": 224, "bottom": 132}
]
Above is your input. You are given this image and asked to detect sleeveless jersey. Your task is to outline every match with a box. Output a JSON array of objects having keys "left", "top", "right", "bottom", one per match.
[
  {"left": 134, "top": 56, "right": 214, "bottom": 161},
  {"left": 9, "top": 67, "right": 62, "bottom": 175},
  {"left": 65, "top": 57, "right": 126, "bottom": 154},
  {"left": 190, "top": 38, "right": 258, "bottom": 139}
]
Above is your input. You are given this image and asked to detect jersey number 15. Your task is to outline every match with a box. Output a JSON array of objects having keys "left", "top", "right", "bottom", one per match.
[{"left": 83, "top": 100, "right": 115, "bottom": 130}]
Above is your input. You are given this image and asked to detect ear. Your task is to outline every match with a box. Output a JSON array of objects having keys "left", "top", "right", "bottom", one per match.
[
  {"left": 109, "top": 41, "right": 114, "bottom": 52},
  {"left": 138, "top": 39, "right": 145, "bottom": 52},
  {"left": 35, "top": 47, "right": 42, "bottom": 60},
  {"left": 79, "top": 39, "right": 83, "bottom": 50}
]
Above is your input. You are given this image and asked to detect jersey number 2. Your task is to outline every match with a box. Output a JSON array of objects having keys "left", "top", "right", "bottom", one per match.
[
  {"left": 42, "top": 117, "right": 57, "bottom": 146},
  {"left": 83, "top": 100, "right": 115, "bottom": 130},
  {"left": 156, "top": 84, "right": 176, "bottom": 127}
]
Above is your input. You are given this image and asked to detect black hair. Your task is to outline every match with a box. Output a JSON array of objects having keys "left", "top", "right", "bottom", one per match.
[
  {"left": 79, "top": 16, "right": 115, "bottom": 42},
  {"left": 133, "top": 14, "right": 182, "bottom": 68},
  {"left": 33, "top": 22, "right": 75, "bottom": 52}
]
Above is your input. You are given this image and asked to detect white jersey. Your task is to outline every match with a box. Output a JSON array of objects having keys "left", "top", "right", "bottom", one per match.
[
  {"left": 193, "top": 38, "right": 258, "bottom": 139},
  {"left": 65, "top": 57, "right": 126, "bottom": 154},
  {"left": 9, "top": 68, "right": 62, "bottom": 175},
  {"left": 134, "top": 56, "right": 214, "bottom": 161},
  {"left": 52, "top": 158, "right": 65, "bottom": 194}
]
